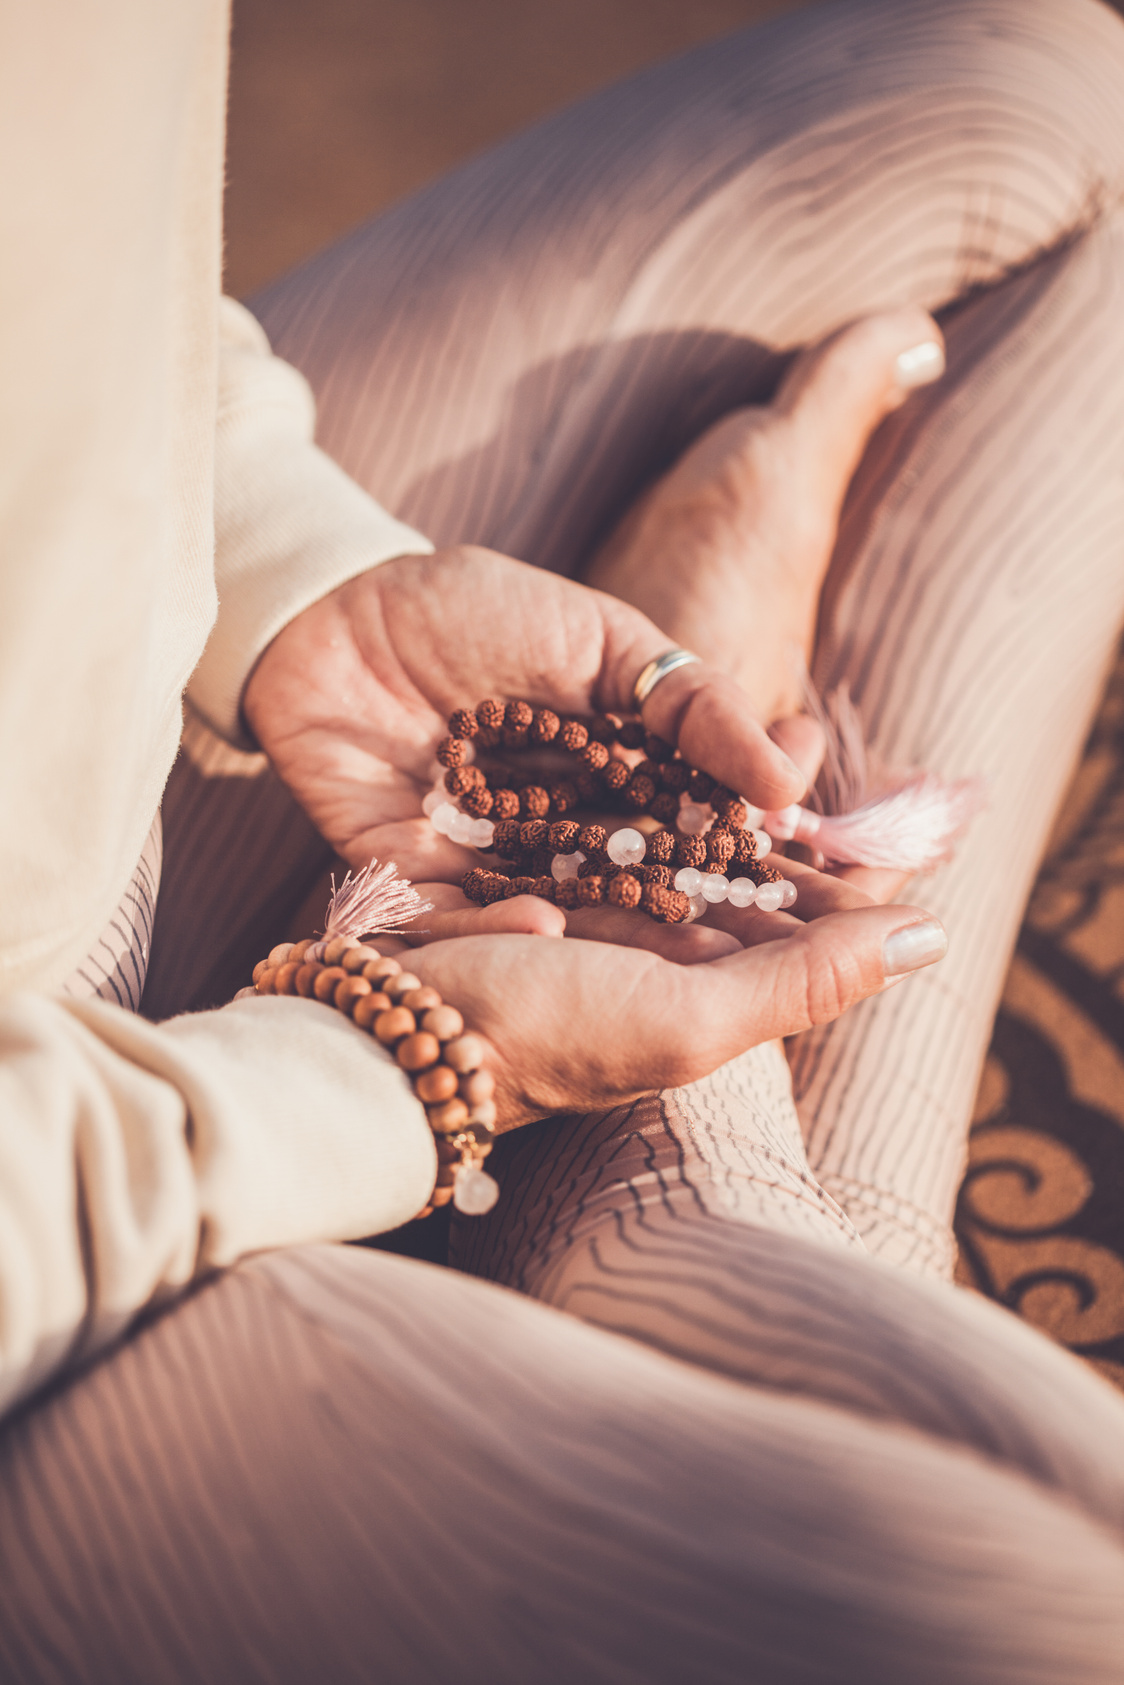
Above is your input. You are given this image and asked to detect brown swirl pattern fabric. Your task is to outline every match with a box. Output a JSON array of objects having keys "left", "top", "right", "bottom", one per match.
[{"left": 957, "top": 642, "right": 1124, "bottom": 1392}]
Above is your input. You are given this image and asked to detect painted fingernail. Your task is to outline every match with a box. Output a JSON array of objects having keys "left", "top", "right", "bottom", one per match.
[
  {"left": 894, "top": 341, "right": 945, "bottom": 390},
  {"left": 882, "top": 918, "right": 948, "bottom": 977}
]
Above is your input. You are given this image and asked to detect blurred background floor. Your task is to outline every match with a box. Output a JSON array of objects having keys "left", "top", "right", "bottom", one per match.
[{"left": 224, "top": 0, "right": 1124, "bottom": 1388}]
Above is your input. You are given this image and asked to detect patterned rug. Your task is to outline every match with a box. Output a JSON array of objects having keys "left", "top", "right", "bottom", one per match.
[{"left": 955, "top": 641, "right": 1124, "bottom": 1391}]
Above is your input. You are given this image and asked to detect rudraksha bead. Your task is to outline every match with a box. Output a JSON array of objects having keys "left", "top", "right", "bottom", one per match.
[
  {"left": 659, "top": 761, "right": 690, "bottom": 794},
  {"left": 576, "top": 875, "right": 604, "bottom": 905},
  {"left": 616, "top": 720, "right": 646, "bottom": 750},
  {"left": 444, "top": 766, "right": 477, "bottom": 797},
  {"left": 589, "top": 714, "right": 620, "bottom": 744},
  {"left": 520, "top": 786, "right": 551, "bottom": 819},
  {"left": 687, "top": 769, "right": 714, "bottom": 803},
  {"left": 709, "top": 785, "right": 737, "bottom": 814},
  {"left": 448, "top": 708, "right": 478, "bottom": 739},
  {"left": 519, "top": 819, "right": 548, "bottom": 851},
  {"left": 477, "top": 698, "right": 505, "bottom": 731},
  {"left": 492, "top": 820, "right": 522, "bottom": 858},
  {"left": 582, "top": 740, "right": 610, "bottom": 770},
  {"left": 436, "top": 735, "right": 467, "bottom": 767},
  {"left": 461, "top": 868, "right": 494, "bottom": 900},
  {"left": 461, "top": 785, "right": 494, "bottom": 817},
  {"left": 707, "top": 829, "right": 735, "bottom": 866},
  {"left": 508, "top": 876, "right": 536, "bottom": 896},
  {"left": 554, "top": 879, "right": 581, "bottom": 910},
  {"left": 623, "top": 774, "right": 656, "bottom": 809},
  {"left": 549, "top": 781, "right": 578, "bottom": 813},
  {"left": 649, "top": 793, "right": 677, "bottom": 824},
  {"left": 608, "top": 872, "right": 642, "bottom": 908},
  {"left": 645, "top": 733, "right": 673, "bottom": 761},
  {"left": 577, "top": 824, "right": 607, "bottom": 855},
  {"left": 676, "top": 835, "right": 706, "bottom": 869},
  {"left": 748, "top": 860, "right": 783, "bottom": 885},
  {"left": 732, "top": 828, "right": 758, "bottom": 864},
  {"left": 575, "top": 770, "right": 601, "bottom": 804},
  {"left": 647, "top": 827, "right": 676, "bottom": 864},
  {"left": 559, "top": 719, "right": 588, "bottom": 752},
  {"left": 505, "top": 700, "right": 533, "bottom": 732},
  {"left": 641, "top": 864, "right": 673, "bottom": 888},
  {"left": 602, "top": 761, "right": 630, "bottom": 792},
  {"left": 548, "top": 820, "right": 580, "bottom": 852},
  {"left": 491, "top": 788, "right": 520, "bottom": 820},
  {"left": 530, "top": 877, "right": 556, "bottom": 899},
  {"left": 577, "top": 852, "right": 608, "bottom": 878},
  {"left": 531, "top": 708, "right": 560, "bottom": 745}
]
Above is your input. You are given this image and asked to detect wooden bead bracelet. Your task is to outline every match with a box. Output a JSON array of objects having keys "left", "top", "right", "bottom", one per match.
[
  {"left": 427, "top": 698, "right": 794, "bottom": 922},
  {"left": 237, "top": 862, "right": 499, "bottom": 1220}
]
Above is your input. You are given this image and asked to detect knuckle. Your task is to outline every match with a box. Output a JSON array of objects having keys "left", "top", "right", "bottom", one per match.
[{"left": 801, "top": 940, "right": 864, "bottom": 1026}]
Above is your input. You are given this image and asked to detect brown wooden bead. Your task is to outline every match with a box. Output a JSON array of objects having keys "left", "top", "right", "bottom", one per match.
[
  {"left": 273, "top": 962, "right": 301, "bottom": 995},
  {"left": 362, "top": 956, "right": 401, "bottom": 985},
  {"left": 442, "top": 1034, "right": 485, "bottom": 1074},
  {"left": 384, "top": 972, "right": 422, "bottom": 998},
  {"left": 289, "top": 938, "right": 315, "bottom": 963},
  {"left": 468, "top": 1099, "right": 498, "bottom": 1129},
  {"left": 252, "top": 958, "right": 269, "bottom": 985},
  {"left": 374, "top": 1006, "right": 416, "bottom": 1044},
  {"left": 422, "top": 1004, "right": 465, "bottom": 1042},
  {"left": 255, "top": 966, "right": 278, "bottom": 994},
  {"left": 415, "top": 1064, "right": 459, "bottom": 1104},
  {"left": 397, "top": 1032, "right": 441, "bottom": 1072},
  {"left": 267, "top": 942, "right": 294, "bottom": 967},
  {"left": 427, "top": 1098, "right": 470, "bottom": 1134},
  {"left": 458, "top": 1068, "right": 496, "bottom": 1105},
  {"left": 316, "top": 937, "right": 349, "bottom": 966},
  {"left": 352, "top": 991, "right": 392, "bottom": 1030},
  {"left": 341, "top": 944, "right": 382, "bottom": 974},
  {"left": 313, "top": 965, "right": 348, "bottom": 1002},
  {"left": 334, "top": 975, "right": 373, "bottom": 1014},
  {"left": 295, "top": 963, "right": 323, "bottom": 998},
  {"left": 401, "top": 987, "right": 442, "bottom": 1015}
]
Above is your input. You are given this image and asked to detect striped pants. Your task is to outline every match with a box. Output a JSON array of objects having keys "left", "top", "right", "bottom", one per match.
[{"left": 12, "top": 1, "right": 1124, "bottom": 1678}]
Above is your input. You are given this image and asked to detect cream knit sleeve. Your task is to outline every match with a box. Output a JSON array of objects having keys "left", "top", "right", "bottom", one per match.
[
  {"left": 0, "top": 991, "right": 436, "bottom": 1420},
  {"left": 187, "top": 297, "right": 434, "bottom": 747}
]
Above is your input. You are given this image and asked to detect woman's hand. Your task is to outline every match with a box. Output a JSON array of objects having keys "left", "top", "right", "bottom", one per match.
[
  {"left": 405, "top": 895, "right": 948, "bottom": 1130},
  {"left": 243, "top": 545, "right": 807, "bottom": 879}
]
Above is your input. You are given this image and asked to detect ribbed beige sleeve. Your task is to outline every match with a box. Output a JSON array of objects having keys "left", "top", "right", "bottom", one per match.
[
  {"left": 188, "top": 298, "right": 434, "bottom": 746},
  {"left": 0, "top": 991, "right": 436, "bottom": 1418}
]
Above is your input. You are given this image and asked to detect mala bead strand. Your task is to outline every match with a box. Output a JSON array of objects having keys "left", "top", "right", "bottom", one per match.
[
  {"left": 244, "top": 938, "right": 500, "bottom": 1220},
  {"left": 429, "top": 697, "right": 797, "bottom": 920}
]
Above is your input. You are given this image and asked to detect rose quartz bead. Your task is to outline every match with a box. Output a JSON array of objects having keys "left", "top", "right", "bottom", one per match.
[
  {"left": 607, "top": 827, "right": 646, "bottom": 867},
  {"left": 699, "top": 874, "right": 729, "bottom": 904},
  {"left": 676, "top": 802, "right": 711, "bottom": 837},
  {"left": 755, "top": 881, "right": 784, "bottom": 912},
  {"left": 674, "top": 866, "right": 703, "bottom": 896},
  {"left": 779, "top": 880, "right": 798, "bottom": 909},
  {"left": 727, "top": 879, "right": 757, "bottom": 909}
]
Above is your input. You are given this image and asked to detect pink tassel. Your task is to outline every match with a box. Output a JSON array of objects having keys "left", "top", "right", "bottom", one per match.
[
  {"left": 764, "top": 686, "right": 984, "bottom": 875},
  {"left": 305, "top": 859, "right": 433, "bottom": 960}
]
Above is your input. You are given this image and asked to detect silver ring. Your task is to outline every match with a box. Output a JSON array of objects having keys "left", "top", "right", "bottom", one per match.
[{"left": 632, "top": 648, "right": 702, "bottom": 709}]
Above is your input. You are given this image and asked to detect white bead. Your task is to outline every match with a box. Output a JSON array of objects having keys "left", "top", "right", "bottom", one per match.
[
  {"left": 676, "top": 803, "right": 712, "bottom": 837},
  {"left": 779, "top": 879, "right": 798, "bottom": 909},
  {"left": 750, "top": 829, "right": 772, "bottom": 859},
  {"left": 453, "top": 1164, "right": 500, "bottom": 1215},
  {"left": 470, "top": 818, "right": 496, "bottom": 848},
  {"left": 551, "top": 850, "right": 585, "bottom": 882},
  {"left": 685, "top": 893, "right": 707, "bottom": 923},
  {"left": 431, "top": 802, "right": 460, "bottom": 836},
  {"left": 422, "top": 788, "right": 446, "bottom": 818},
  {"left": 699, "top": 874, "right": 729, "bottom": 904},
  {"left": 232, "top": 986, "right": 257, "bottom": 1001},
  {"left": 448, "top": 812, "right": 476, "bottom": 845},
  {"left": 607, "top": 826, "right": 646, "bottom": 867},
  {"left": 767, "top": 805, "right": 802, "bottom": 841},
  {"left": 755, "top": 881, "right": 784, "bottom": 912},
  {"left": 674, "top": 867, "right": 703, "bottom": 896},
  {"left": 742, "top": 805, "right": 766, "bottom": 828},
  {"left": 727, "top": 878, "right": 757, "bottom": 908}
]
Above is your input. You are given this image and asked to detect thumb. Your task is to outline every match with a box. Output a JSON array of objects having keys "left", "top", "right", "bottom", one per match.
[{"left": 667, "top": 905, "right": 947, "bottom": 1079}]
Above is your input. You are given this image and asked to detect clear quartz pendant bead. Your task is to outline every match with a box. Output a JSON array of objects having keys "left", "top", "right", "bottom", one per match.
[
  {"left": 552, "top": 850, "right": 585, "bottom": 881},
  {"left": 607, "top": 827, "right": 646, "bottom": 867},
  {"left": 700, "top": 874, "right": 729, "bottom": 904},
  {"left": 453, "top": 1164, "right": 500, "bottom": 1215},
  {"left": 727, "top": 878, "right": 757, "bottom": 909},
  {"left": 677, "top": 802, "right": 712, "bottom": 837},
  {"left": 674, "top": 866, "right": 703, "bottom": 896}
]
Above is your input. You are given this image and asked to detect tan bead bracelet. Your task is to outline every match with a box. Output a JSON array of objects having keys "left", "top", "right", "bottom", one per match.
[{"left": 236, "top": 863, "right": 499, "bottom": 1218}]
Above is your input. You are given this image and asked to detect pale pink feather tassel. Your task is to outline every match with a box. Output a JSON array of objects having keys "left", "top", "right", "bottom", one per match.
[{"left": 765, "top": 685, "right": 984, "bottom": 874}]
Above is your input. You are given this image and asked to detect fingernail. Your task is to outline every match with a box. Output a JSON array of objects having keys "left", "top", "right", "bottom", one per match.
[
  {"left": 882, "top": 918, "right": 948, "bottom": 977},
  {"left": 894, "top": 341, "right": 945, "bottom": 390}
]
